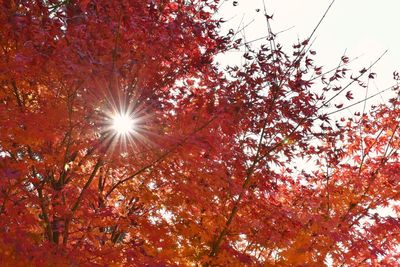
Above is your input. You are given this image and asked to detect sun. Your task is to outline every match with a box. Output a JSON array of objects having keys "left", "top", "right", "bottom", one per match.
[
  {"left": 111, "top": 112, "right": 136, "bottom": 135},
  {"left": 100, "top": 98, "right": 152, "bottom": 152}
]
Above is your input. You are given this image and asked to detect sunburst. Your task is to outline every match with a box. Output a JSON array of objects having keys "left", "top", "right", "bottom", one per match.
[
  {"left": 111, "top": 112, "right": 136, "bottom": 136},
  {"left": 99, "top": 99, "right": 154, "bottom": 154}
]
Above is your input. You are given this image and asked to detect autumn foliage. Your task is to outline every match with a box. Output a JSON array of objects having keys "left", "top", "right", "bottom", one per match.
[{"left": 1, "top": 0, "right": 400, "bottom": 266}]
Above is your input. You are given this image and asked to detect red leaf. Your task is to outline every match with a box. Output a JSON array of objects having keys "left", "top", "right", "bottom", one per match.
[
  {"left": 335, "top": 103, "right": 344, "bottom": 108},
  {"left": 341, "top": 56, "right": 349, "bottom": 63},
  {"left": 168, "top": 2, "right": 179, "bottom": 11},
  {"left": 345, "top": 91, "right": 354, "bottom": 100}
]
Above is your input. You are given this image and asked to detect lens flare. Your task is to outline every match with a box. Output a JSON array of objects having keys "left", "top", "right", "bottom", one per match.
[
  {"left": 111, "top": 112, "right": 135, "bottom": 135},
  {"left": 99, "top": 98, "right": 153, "bottom": 153}
]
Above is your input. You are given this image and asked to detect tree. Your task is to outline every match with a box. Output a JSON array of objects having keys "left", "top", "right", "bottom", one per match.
[{"left": 1, "top": 0, "right": 400, "bottom": 266}]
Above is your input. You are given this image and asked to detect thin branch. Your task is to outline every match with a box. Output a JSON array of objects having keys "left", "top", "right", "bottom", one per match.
[
  {"left": 11, "top": 80, "right": 23, "bottom": 107},
  {"left": 104, "top": 117, "right": 216, "bottom": 198},
  {"left": 326, "top": 84, "right": 396, "bottom": 116},
  {"left": 320, "top": 50, "right": 387, "bottom": 109},
  {"left": 279, "top": 0, "right": 337, "bottom": 89},
  {"left": 70, "top": 157, "right": 103, "bottom": 214}
]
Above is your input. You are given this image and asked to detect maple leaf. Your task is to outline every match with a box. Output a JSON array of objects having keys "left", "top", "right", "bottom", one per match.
[
  {"left": 345, "top": 91, "right": 354, "bottom": 100},
  {"left": 335, "top": 103, "right": 344, "bottom": 108},
  {"left": 1, "top": 1, "right": 399, "bottom": 266},
  {"left": 168, "top": 2, "right": 179, "bottom": 11}
]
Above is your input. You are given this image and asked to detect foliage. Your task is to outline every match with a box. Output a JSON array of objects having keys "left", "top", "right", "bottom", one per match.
[{"left": 1, "top": 0, "right": 400, "bottom": 266}]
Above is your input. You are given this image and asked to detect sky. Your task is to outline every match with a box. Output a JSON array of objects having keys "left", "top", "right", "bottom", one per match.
[
  {"left": 217, "top": 0, "right": 400, "bottom": 107},
  {"left": 217, "top": 0, "right": 400, "bottom": 225}
]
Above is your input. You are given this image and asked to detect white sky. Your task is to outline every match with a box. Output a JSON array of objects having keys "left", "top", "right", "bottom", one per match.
[
  {"left": 215, "top": 2, "right": 399, "bottom": 264},
  {"left": 217, "top": 0, "right": 400, "bottom": 221},
  {"left": 218, "top": 0, "right": 400, "bottom": 103}
]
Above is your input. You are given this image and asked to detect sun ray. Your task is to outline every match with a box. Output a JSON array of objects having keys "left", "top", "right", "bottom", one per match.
[{"left": 98, "top": 95, "right": 156, "bottom": 154}]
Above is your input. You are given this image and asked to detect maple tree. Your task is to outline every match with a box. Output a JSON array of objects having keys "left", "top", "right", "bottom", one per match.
[{"left": 1, "top": 0, "right": 400, "bottom": 266}]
